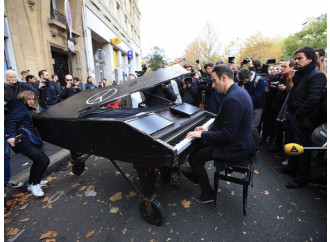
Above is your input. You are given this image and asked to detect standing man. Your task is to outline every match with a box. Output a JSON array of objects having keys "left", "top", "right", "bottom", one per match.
[
  {"left": 181, "top": 65, "right": 255, "bottom": 203},
  {"left": 51, "top": 74, "right": 62, "bottom": 94},
  {"left": 60, "top": 74, "right": 81, "bottom": 100},
  {"left": 238, "top": 68, "right": 267, "bottom": 151},
  {"left": 21, "top": 70, "right": 28, "bottom": 82},
  {"left": 85, "top": 76, "right": 98, "bottom": 89},
  {"left": 38, "top": 70, "right": 61, "bottom": 111},
  {"left": 276, "top": 46, "right": 327, "bottom": 188}
]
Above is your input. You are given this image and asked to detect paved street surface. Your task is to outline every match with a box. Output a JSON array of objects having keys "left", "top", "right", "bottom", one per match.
[{"left": 4, "top": 147, "right": 326, "bottom": 241}]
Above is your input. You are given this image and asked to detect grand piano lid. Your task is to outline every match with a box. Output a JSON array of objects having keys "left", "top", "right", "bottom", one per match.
[{"left": 35, "top": 64, "right": 188, "bottom": 119}]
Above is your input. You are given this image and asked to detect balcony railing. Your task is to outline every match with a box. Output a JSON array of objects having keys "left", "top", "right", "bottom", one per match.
[{"left": 50, "top": 9, "right": 67, "bottom": 25}]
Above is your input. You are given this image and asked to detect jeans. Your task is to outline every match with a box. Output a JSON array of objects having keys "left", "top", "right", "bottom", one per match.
[
  {"left": 188, "top": 145, "right": 214, "bottom": 195},
  {"left": 286, "top": 112, "right": 313, "bottom": 183},
  {"left": 252, "top": 109, "right": 263, "bottom": 150},
  {"left": 14, "top": 141, "right": 50, "bottom": 185},
  {"left": 4, "top": 128, "right": 11, "bottom": 184}
]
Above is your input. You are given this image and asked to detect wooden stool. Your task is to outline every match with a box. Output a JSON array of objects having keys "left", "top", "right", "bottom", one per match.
[{"left": 213, "top": 161, "right": 254, "bottom": 215}]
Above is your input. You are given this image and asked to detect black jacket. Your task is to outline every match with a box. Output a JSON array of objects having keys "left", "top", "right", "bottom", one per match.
[
  {"left": 60, "top": 86, "right": 81, "bottom": 100},
  {"left": 38, "top": 80, "right": 61, "bottom": 107},
  {"left": 143, "top": 83, "right": 177, "bottom": 107},
  {"left": 287, "top": 63, "right": 326, "bottom": 129}
]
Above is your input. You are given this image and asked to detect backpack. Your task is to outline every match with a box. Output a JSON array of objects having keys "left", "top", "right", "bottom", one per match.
[{"left": 253, "top": 74, "right": 269, "bottom": 93}]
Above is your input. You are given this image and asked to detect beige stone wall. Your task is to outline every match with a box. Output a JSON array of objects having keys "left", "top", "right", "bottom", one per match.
[{"left": 5, "top": 0, "right": 88, "bottom": 80}]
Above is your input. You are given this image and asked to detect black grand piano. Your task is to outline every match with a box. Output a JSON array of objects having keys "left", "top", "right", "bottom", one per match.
[{"left": 34, "top": 65, "right": 216, "bottom": 225}]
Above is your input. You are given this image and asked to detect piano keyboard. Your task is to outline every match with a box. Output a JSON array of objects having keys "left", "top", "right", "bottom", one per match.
[{"left": 173, "top": 118, "right": 215, "bottom": 154}]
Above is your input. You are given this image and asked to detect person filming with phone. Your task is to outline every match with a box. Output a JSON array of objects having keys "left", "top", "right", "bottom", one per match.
[
  {"left": 176, "top": 63, "right": 199, "bottom": 106},
  {"left": 5, "top": 90, "right": 50, "bottom": 197}
]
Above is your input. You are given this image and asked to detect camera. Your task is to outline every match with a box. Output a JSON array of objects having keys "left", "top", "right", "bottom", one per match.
[
  {"left": 228, "top": 57, "right": 235, "bottom": 64},
  {"left": 271, "top": 81, "right": 279, "bottom": 88},
  {"left": 243, "top": 57, "right": 250, "bottom": 64},
  {"left": 184, "top": 77, "right": 193, "bottom": 85},
  {"left": 267, "top": 59, "right": 276, "bottom": 64},
  {"left": 71, "top": 83, "right": 76, "bottom": 87},
  {"left": 199, "top": 76, "right": 211, "bottom": 89}
]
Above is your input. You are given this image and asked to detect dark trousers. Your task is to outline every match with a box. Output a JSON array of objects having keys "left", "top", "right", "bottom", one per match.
[
  {"left": 14, "top": 142, "right": 50, "bottom": 185},
  {"left": 286, "top": 112, "right": 313, "bottom": 183},
  {"left": 188, "top": 145, "right": 214, "bottom": 195}
]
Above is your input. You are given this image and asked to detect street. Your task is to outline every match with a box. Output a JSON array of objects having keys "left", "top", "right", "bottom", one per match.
[{"left": 4, "top": 148, "right": 326, "bottom": 241}]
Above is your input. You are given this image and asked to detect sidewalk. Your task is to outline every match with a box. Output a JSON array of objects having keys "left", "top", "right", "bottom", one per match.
[{"left": 5, "top": 142, "right": 71, "bottom": 198}]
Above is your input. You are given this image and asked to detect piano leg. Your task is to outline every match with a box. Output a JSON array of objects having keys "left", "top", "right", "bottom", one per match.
[
  {"left": 134, "top": 165, "right": 166, "bottom": 226},
  {"left": 70, "top": 151, "right": 90, "bottom": 176}
]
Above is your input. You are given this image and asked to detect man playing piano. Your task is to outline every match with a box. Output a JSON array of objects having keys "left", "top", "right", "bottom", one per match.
[{"left": 181, "top": 64, "right": 256, "bottom": 203}]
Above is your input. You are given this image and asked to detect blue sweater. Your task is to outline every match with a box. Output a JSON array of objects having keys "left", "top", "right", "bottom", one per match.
[{"left": 242, "top": 72, "right": 267, "bottom": 109}]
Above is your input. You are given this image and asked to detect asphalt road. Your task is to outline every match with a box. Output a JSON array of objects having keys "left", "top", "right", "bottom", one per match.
[{"left": 4, "top": 147, "right": 327, "bottom": 241}]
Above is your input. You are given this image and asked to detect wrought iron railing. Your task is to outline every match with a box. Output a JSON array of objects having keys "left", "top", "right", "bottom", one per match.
[{"left": 50, "top": 9, "right": 67, "bottom": 25}]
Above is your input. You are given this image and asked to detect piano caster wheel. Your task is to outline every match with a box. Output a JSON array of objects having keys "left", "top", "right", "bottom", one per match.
[
  {"left": 72, "top": 161, "right": 85, "bottom": 176},
  {"left": 139, "top": 199, "right": 165, "bottom": 226}
]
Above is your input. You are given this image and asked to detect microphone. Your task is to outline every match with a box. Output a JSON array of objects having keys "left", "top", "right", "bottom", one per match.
[{"left": 284, "top": 143, "right": 327, "bottom": 156}]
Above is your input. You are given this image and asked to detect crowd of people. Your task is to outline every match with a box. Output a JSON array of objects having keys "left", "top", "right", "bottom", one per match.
[{"left": 4, "top": 46, "right": 327, "bottom": 200}]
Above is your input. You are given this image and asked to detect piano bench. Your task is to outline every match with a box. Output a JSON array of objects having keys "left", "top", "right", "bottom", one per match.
[{"left": 213, "top": 161, "right": 254, "bottom": 215}]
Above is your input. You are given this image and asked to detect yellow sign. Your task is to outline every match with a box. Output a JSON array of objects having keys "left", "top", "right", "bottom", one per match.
[{"left": 111, "top": 37, "right": 121, "bottom": 45}]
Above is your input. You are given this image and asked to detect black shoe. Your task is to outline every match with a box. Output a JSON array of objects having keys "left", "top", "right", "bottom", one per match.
[
  {"left": 275, "top": 166, "right": 294, "bottom": 176},
  {"left": 181, "top": 168, "right": 199, "bottom": 185},
  {"left": 286, "top": 180, "right": 307, "bottom": 189},
  {"left": 195, "top": 193, "right": 214, "bottom": 204}
]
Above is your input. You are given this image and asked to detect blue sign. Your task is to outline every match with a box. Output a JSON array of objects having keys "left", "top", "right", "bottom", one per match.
[{"left": 127, "top": 50, "right": 133, "bottom": 59}]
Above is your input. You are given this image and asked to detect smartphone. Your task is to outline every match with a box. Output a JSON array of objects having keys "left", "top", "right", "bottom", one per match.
[
  {"left": 267, "top": 59, "right": 276, "bottom": 64},
  {"left": 14, "top": 134, "right": 22, "bottom": 144},
  {"left": 196, "top": 60, "right": 200, "bottom": 64},
  {"left": 228, "top": 57, "right": 235, "bottom": 64}
]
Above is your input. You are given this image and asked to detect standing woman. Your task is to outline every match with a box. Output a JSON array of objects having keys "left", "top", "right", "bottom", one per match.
[{"left": 5, "top": 90, "right": 50, "bottom": 197}]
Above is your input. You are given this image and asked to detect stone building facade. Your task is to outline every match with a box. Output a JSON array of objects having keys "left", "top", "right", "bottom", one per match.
[{"left": 4, "top": 0, "right": 142, "bottom": 85}]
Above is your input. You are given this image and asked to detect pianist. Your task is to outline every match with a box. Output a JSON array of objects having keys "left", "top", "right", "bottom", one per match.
[{"left": 181, "top": 64, "right": 256, "bottom": 204}]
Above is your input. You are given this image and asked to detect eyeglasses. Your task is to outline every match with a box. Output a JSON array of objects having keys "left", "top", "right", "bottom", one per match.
[{"left": 66, "top": 79, "right": 73, "bottom": 81}]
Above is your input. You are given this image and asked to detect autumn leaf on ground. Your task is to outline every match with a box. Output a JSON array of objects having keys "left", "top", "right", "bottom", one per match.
[
  {"left": 110, "top": 207, "right": 119, "bottom": 213},
  {"left": 45, "top": 239, "right": 56, "bottom": 242},
  {"left": 19, "top": 204, "right": 28, "bottom": 210},
  {"left": 126, "top": 191, "right": 137, "bottom": 200},
  {"left": 115, "top": 171, "right": 120, "bottom": 175},
  {"left": 110, "top": 192, "right": 122, "bottom": 201},
  {"left": 5, "top": 227, "right": 19, "bottom": 237},
  {"left": 19, "top": 218, "right": 30, "bottom": 223},
  {"left": 6, "top": 199, "right": 18, "bottom": 208},
  {"left": 125, "top": 173, "right": 131, "bottom": 178},
  {"left": 39, "top": 230, "right": 58, "bottom": 240},
  {"left": 87, "top": 185, "right": 95, "bottom": 190},
  {"left": 264, "top": 190, "right": 269, "bottom": 195},
  {"left": 122, "top": 228, "right": 127, "bottom": 234},
  {"left": 254, "top": 170, "right": 259, "bottom": 174},
  {"left": 11, "top": 193, "right": 25, "bottom": 198},
  {"left": 42, "top": 196, "right": 50, "bottom": 202},
  {"left": 71, "top": 183, "right": 80, "bottom": 189},
  {"left": 42, "top": 203, "right": 53, "bottom": 209},
  {"left": 171, "top": 212, "right": 176, "bottom": 216},
  {"left": 181, "top": 199, "right": 191, "bottom": 208},
  {"left": 166, "top": 238, "right": 172, "bottom": 241},
  {"left": 231, "top": 191, "right": 235, "bottom": 196},
  {"left": 80, "top": 186, "right": 87, "bottom": 191},
  {"left": 85, "top": 230, "right": 96, "bottom": 238}
]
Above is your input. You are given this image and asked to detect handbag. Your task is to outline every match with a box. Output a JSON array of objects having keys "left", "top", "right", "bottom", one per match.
[{"left": 20, "top": 126, "right": 43, "bottom": 146}]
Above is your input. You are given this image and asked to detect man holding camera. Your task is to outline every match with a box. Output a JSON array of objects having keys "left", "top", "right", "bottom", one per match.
[
  {"left": 59, "top": 74, "right": 81, "bottom": 100},
  {"left": 177, "top": 63, "right": 199, "bottom": 106}
]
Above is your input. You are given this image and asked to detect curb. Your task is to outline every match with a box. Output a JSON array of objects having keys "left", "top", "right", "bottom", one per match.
[{"left": 5, "top": 149, "right": 71, "bottom": 198}]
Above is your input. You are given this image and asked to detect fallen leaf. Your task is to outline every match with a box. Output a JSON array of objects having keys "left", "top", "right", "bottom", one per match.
[
  {"left": 19, "top": 218, "right": 30, "bottom": 223},
  {"left": 19, "top": 204, "right": 28, "bottom": 210},
  {"left": 6, "top": 199, "right": 18, "bottom": 208},
  {"left": 71, "top": 183, "right": 80, "bottom": 189},
  {"left": 148, "top": 227, "right": 151, "bottom": 232},
  {"left": 87, "top": 185, "right": 95, "bottom": 190},
  {"left": 85, "top": 230, "right": 95, "bottom": 238},
  {"left": 42, "top": 196, "right": 50, "bottom": 202},
  {"left": 115, "top": 171, "right": 120, "bottom": 175},
  {"left": 264, "top": 190, "right": 269, "bottom": 195},
  {"left": 231, "top": 191, "right": 235, "bottom": 196},
  {"left": 110, "top": 192, "right": 122, "bottom": 201},
  {"left": 5, "top": 227, "right": 19, "bottom": 237},
  {"left": 80, "top": 186, "right": 87, "bottom": 191},
  {"left": 170, "top": 229, "right": 173, "bottom": 233},
  {"left": 11, "top": 193, "right": 25, "bottom": 198},
  {"left": 39, "top": 230, "right": 58, "bottom": 240},
  {"left": 126, "top": 191, "right": 137, "bottom": 200},
  {"left": 254, "top": 170, "right": 259, "bottom": 174},
  {"left": 243, "top": 231, "right": 247, "bottom": 234},
  {"left": 45, "top": 239, "right": 56, "bottom": 242},
  {"left": 42, "top": 203, "right": 53, "bottom": 209},
  {"left": 181, "top": 199, "right": 191, "bottom": 208},
  {"left": 122, "top": 228, "right": 127, "bottom": 234},
  {"left": 125, "top": 173, "right": 131, "bottom": 178},
  {"left": 110, "top": 207, "right": 119, "bottom": 213},
  {"left": 166, "top": 238, "right": 172, "bottom": 241},
  {"left": 171, "top": 212, "right": 176, "bottom": 216},
  {"left": 83, "top": 202, "right": 87, "bottom": 205}
]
